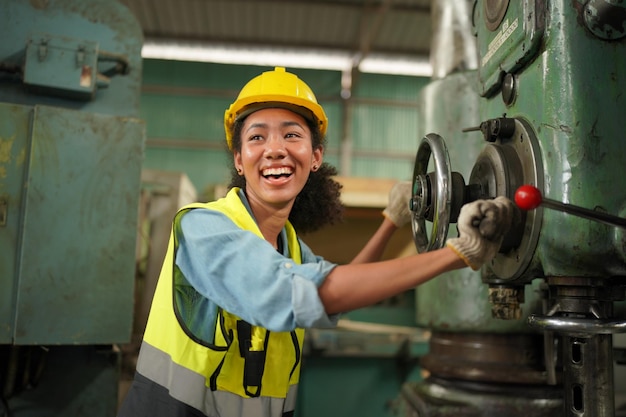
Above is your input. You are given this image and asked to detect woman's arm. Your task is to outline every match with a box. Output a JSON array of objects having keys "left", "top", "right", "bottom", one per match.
[
  {"left": 320, "top": 196, "right": 517, "bottom": 315},
  {"left": 350, "top": 217, "right": 400, "bottom": 264},
  {"left": 320, "top": 246, "right": 465, "bottom": 314},
  {"left": 351, "top": 182, "right": 412, "bottom": 264}
]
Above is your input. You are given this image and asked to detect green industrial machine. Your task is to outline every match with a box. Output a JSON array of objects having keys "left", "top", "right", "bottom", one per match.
[
  {"left": 0, "top": 1, "right": 145, "bottom": 415},
  {"left": 399, "top": 1, "right": 626, "bottom": 416}
]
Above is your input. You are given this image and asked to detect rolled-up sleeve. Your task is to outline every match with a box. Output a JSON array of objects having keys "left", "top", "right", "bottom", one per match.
[{"left": 176, "top": 208, "right": 339, "bottom": 332}]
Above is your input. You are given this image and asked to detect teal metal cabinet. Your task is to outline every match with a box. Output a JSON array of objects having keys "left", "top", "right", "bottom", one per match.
[
  {"left": 0, "top": 103, "right": 144, "bottom": 345},
  {"left": 0, "top": 104, "right": 32, "bottom": 343}
]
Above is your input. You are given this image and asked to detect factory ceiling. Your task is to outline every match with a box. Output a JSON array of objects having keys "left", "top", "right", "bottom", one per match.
[{"left": 118, "top": 0, "right": 433, "bottom": 73}]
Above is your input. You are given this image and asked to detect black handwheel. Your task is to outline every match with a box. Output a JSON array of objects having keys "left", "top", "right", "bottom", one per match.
[{"left": 411, "top": 133, "right": 452, "bottom": 252}]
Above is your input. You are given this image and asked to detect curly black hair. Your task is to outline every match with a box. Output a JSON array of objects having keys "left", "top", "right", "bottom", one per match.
[{"left": 226, "top": 112, "right": 344, "bottom": 234}]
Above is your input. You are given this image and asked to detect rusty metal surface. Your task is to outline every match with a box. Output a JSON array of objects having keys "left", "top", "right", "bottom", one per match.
[{"left": 419, "top": 331, "right": 554, "bottom": 385}]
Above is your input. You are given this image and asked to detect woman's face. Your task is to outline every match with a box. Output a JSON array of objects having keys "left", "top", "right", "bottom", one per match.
[{"left": 233, "top": 107, "right": 323, "bottom": 210}]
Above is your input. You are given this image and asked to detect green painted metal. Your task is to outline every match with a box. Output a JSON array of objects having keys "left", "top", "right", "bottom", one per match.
[
  {"left": 0, "top": 0, "right": 143, "bottom": 117},
  {"left": 0, "top": 0, "right": 146, "bottom": 346},
  {"left": 1, "top": 0, "right": 145, "bottom": 413},
  {"left": 296, "top": 356, "right": 420, "bottom": 417},
  {"left": 418, "top": 71, "right": 482, "bottom": 176},
  {"left": 0, "top": 104, "right": 31, "bottom": 343},
  {"left": 477, "top": 0, "right": 545, "bottom": 98},
  {"left": 0, "top": 103, "right": 144, "bottom": 345},
  {"left": 0, "top": 0, "right": 145, "bottom": 345},
  {"left": 414, "top": 71, "right": 544, "bottom": 331},
  {"left": 414, "top": 72, "right": 484, "bottom": 331},
  {"left": 417, "top": 0, "right": 626, "bottom": 328},
  {"left": 475, "top": 0, "right": 626, "bottom": 279},
  {"left": 405, "top": 1, "right": 626, "bottom": 414},
  {"left": 15, "top": 105, "right": 144, "bottom": 344},
  {"left": 23, "top": 33, "right": 101, "bottom": 100}
]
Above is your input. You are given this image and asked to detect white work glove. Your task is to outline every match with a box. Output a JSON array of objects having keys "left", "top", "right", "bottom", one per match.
[
  {"left": 382, "top": 181, "right": 412, "bottom": 227},
  {"left": 446, "top": 196, "right": 516, "bottom": 270}
]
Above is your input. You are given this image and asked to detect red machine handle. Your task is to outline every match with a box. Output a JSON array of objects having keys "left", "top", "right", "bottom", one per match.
[{"left": 514, "top": 185, "right": 626, "bottom": 229}]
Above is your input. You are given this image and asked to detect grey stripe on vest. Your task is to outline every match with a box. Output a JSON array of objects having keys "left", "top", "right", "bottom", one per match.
[
  {"left": 137, "top": 341, "right": 218, "bottom": 414},
  {"left": 213, "top": 387, "right": 298, "bottom": 417},
  {"left": 137, "top": 341, "right": 298, "bottom": 416}
]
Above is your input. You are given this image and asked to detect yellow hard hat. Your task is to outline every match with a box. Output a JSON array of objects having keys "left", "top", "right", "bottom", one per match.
[{"left": 224, "top": 67, "right": 328, "bottom": 150}]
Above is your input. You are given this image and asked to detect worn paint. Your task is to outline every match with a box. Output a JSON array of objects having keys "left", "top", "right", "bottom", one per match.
[
  {"left": 476, "top": 0, "right": 626, "bottom": 278},
  {"left": 583, "top": 0, "right": 626, "bottom": 40},
  {"left": 0, "top": 134, "right": 15, "bottom": 180},
  {"left": 10, "top": 106, "right": 144, "bottom": 345},
  {"left": 1, "top": 0, "right": 146, "bottom": 346},
  {"left": 29, "top": 0, "right": 49, "bottom": 10},
  {"left": 1, "top": 0, "right": 143, "bottom": 117}
]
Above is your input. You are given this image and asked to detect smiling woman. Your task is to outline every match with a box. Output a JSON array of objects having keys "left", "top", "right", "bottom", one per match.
[
  {"left": 233, "top": 108, "right": 328, "bottom": 237},
  {"left": 226, "top": 68, "right": 343, "bottom": 234},
  {"left": 117, "top": 66, "right": 515, "bottom": 417}
]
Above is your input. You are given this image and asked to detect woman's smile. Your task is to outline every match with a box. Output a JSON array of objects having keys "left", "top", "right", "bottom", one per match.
[
  {"left": 234, "top": 108, "right": 322, "bottom": 208},
  {"left": 261, "top": 166, "right": 294, "bottom": 182}
]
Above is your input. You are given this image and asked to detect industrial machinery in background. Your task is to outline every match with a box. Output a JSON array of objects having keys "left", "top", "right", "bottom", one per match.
[
  {"left": 398, "top": 0, "right": 626, "bottom": 416},
  {"left": 0, "top": 1, "right": 145, "bottom": 416},
  {"left": 121, "top": 169, "right": 197, "bottom": 394}
]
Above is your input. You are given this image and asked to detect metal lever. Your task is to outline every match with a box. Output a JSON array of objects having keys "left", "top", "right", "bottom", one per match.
[
  {"left": 528, "top": 315, "right": 626, "bottom": 335},
  {"left": 515, "top": 184, "right": 626, "bottom": 229},
  {"left": 462, "top": 117, "right": 517, "bottom": 142}
]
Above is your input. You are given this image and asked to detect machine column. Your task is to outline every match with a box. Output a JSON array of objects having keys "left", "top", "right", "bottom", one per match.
[{"left": 563, "top": 334, "right": 614, "bottom": 417}]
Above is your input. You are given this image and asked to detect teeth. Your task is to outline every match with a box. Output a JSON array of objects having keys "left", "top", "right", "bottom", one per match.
[{"left": 263, "top": 167, "right": 292, "bottom": 176}]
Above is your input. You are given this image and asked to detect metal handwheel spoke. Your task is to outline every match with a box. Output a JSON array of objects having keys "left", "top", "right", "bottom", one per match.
[{"left": 410, "top": 133, "right": 452, "bottom": 253}]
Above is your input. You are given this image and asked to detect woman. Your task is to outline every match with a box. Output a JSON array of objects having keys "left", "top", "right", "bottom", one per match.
[{"left": 118, "top": 67, "right": 515, "bottom": 417}]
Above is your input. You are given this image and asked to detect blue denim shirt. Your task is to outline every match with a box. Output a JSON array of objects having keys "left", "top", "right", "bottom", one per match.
[{"left": 174, "top": 190, "right": 339, "bottom": 342}]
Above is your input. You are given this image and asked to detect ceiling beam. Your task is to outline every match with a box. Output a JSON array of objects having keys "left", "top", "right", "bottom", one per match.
[{"left": 194, "top": 0, "right": 429, "bottom": 13}]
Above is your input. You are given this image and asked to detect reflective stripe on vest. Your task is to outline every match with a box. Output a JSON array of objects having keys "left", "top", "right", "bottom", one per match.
[
  {"left": 136, "top": 341, "right": 300, "bottom": 415},
  {"left": 139, "top": 187, "right": 305, "bottom": 415}
]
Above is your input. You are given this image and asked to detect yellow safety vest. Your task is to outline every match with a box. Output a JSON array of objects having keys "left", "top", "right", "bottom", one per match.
[{"left": 138, "top": 188, "right": 305, "bottom": 415}]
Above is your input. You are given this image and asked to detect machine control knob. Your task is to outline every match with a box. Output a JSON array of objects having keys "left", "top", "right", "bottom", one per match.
[
  {"left": 515, "top": 184, "right": 626, "bottom": 229},
  {"left": 514, "top": 184, "right": 543, "bottom": 210},
  {"left": 462, "top": 117, "right": 517, "bottom": 142}
]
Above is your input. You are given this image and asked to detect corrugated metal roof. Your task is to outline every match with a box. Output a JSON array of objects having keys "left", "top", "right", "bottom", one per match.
[{"left": 119, "top": 0, "right": 432, "bottom": 60}]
